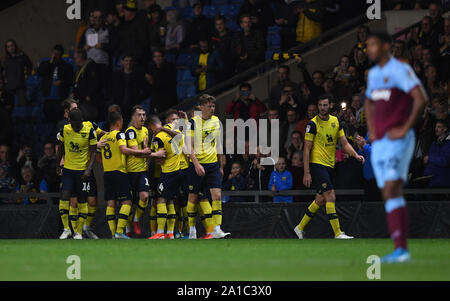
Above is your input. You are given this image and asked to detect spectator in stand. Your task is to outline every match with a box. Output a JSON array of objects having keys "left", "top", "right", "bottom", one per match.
[
  {"left": 297, "top": 58, "right": 325, "bottom": 103},
  {"left": 146, "top": 4, "right": 167, "bottom": 51},
  {"left": 111, "top": 55, "right": 147, "bottom": 119},
  {"left": 354, "top": 133, "right": 379, "bottom": 200},
  {"left": 438, "top": 17, "right": 450, "bottom": 79},
  {"left": 393, "top": 40, "right": 408, "bottom": 62},
  {"left": 15, "top": 166, "right": 47, "bottom": 205},
  {"left": 211, "top": 15, "right": 234, "bottom": 81},
  {"left": 269, "top": 157, "right": 293, "bottom": 203},
  {"left": 351, "top": 94, "right": 364, "bottom": 125},
  {"left": 334, "top": 55, "right": 351, "bottom": 84},
  {"left": 273, "top": 0, "right": 299, "bottom": 50},
  {"left": 421, "top": 47, "right": 435, "bottom": 68},
  {"left": 350, "top": 25, "right": 370, "bottom": 61},
  {"left": 288, "top": 150, "right": 306, "bottom": 201},
  {"left": 1, "top": 39, "right": 32, "bottom": 106},
  {"left": 281, "top": 109, "right": 300, "bottom": 150},
  {"left": 286, "top": 129, "right": 304, "bottom": 163},
  {"left": 225, "top": 82, "right": 266, "bottom": 121},
  {"left": 238, "top": 0, "right": 274, "bottom": 34},
  {"left": 137, "top": 0, "right": 158, "bottom": 22},
  {"left": 231, "top": 14, "right": 266, "bottom": 73},
  {"left": 37, "top": 141, "right": 59, "bottom": 193},
  {"left": 0, "top": 163, "right": 15, "bottom": 195},
  {"left": 37, "top": 45, "right": 74, "bottom": 123},
  {"left": 0, "top": 77, "right": 13, "bottom": 145},
  {"left": 16, "top": 144, "right": 38, "bottom": 172},
  {"left": 424, "top": 119, "right": 450, "bottom": 188},
  {"left": 118, "top": 0, "right": 148, "bottom": 63},
  {"left": 223, "top": 161, "right": 248, "bottom": 202},
  {"left": 429, "top": 2, "right": 444, "bottom": 35},
  {"left": 72, "top": 49, "right": 102, "bottom": 121},
  {"left": 79, "top": 9, "right": 111, "bottom": 67},
  {"left": 424, "top": 64, "right": 441, "bottom": 95},
  {"left": 276, "top": 83, "right": 306, "bottom": 121},
  {"left": 247, "top": 146, "right": 274, "bottom": 201},
  {"left": 145, "top": 49, "right": 177, "bottom": 114},
  {"left": 269, "top": 65, "right": 297, "bottom": 106},
  {"left": 295, "top": 103, "right": 318, "bottom": 139},
  {"left": 164, "top": 8, "right": 185, "bottom": 52},
  {"left": 0, "top": 144, "right": 17, "bottom": 182},
  {"left": 106, "top": 9, "right": 122, "bottom": 61},
  {"left": 190, "top": 39, "right": 223, "bottom": 92},
  {"left": 416, "top": 16, "right": 440, "bottom": 51},
  {"left": 185, "top": 3, "right": 214, "bottom": 49},
  {"left": 293, "top": 0, "right": 325, "bottom": 44}
]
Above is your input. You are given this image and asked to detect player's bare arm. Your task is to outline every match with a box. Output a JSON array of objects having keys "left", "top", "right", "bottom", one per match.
[
  {"left": 189, "top": 136, "right": 205, "bottom": 177},
  {"left": 56, "top": 140, "right": 65, "bottom": 176},
  {"left": 364, "top": 98, "right": 376, "bottom": 142},
  {"left": 82, "top": 144, "right": 97, "bottom": 180},
  {"left": 388, "top": 86, "right": 428, "bottom": 140},
  {"left": 303, "top": 140, "right": 313, "bottom": 188},
  {"left": 338, "top": 135, "right": 365, "bottom": 164}
]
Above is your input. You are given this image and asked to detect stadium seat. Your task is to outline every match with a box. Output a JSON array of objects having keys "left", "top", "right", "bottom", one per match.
[
  {"left": 266, "top": 33, "right": 281, "bottom": 48},
  {"left": 211, "top": 0, "right": 227, "bottom": 5},
  {"left": 177, "top": 81, "right": 197, "bottom": 101},
  {"left": 165, "top": 53, "right": 177, "bottom": 64},
  {"left": 203, "top": 5, "right": 217, "bottom": 19},
  {"left": 221, "top": 4, "right": 239, "bottom": 16},
  {"left": 265, "top": 47, "right": 281, "bottom": 61},
  {"left": 226, "top": 20, "right": 240, "bottom": 32},
  {"left": 177, "top": 69, "right": 195, "bottom": 82},
  {"left": 180, "top": 6, "right": 194, "bottom": 21},
  {"left": 176, "top": 52, "right": 193, "bottom": 67}
]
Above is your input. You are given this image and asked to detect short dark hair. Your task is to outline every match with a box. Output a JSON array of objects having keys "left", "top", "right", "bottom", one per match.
[
  {"left": 147, "top": 114, "right": 161, "bottom": 125},
  {"left": 239, "top": 82, "right": 252, "bottom": 91},
  {"left": 436, "top": 119, "right": 449, "bottom": 128},
  {"left": 215, "top": 15, "right": 226, "bottom": 22},
  {"left": 152, "top": 48, "right": 165, "bottom": 57},
  {"left": 368, "top": 31, "right": 393, "bottom": 45},
  {"left": 108, "top": 111, "right": 123, "bottom": 125},
  {"left": 165, "top": 109, "right": 178, "bottom": 120},
  {"left": 131, "top": 105, "right": 146, "bottom": 115},
  {"left": 240, "top": 13, "right": 251, "bottom": 22},
  {"left": 69, "top": 108, "right": 83, "bottom": 122},
  {"left": 61, "top": 98, "right": 77, "bottom": 111},
  {"left": 318, "top": 94, "right": 334, "bottom": 104},
  {"left": 198, "top": 94, "right": 216, "bottom": 106},
  {"left": 312, "top": 70, "right": 324, "bottom": 78},
  {"left": 278, "top": 65, "right": 290, "bottom": 73},
  {"left": 108, "top": 104, "right": 122, "bottom": 113}
]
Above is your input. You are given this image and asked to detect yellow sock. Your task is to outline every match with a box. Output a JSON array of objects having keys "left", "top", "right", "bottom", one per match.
[
  {"left": 135, "top": 199, "right": 148, "bottom": 220},
  {"left": 149, "top": 205, "right": 157, "bottom": 233},
  {"left": 69, "top": 206, "right": 79, "bottom": 234},
  {"left": 297, "top": 200, "right": 320, "bottom": 231},
  {"left": 156, "top": 203, "right": 167, "bottom": 234},
  {"left": 86, "top": 205, "right": 96, "bottom": 227},
  {"left": 212, "top": 200, "right": 222, "bottom": 227},
  {"left": 59, "top": 200, "right": 70, "bottom": 230},
  {"left": 187, "top": 201, "right": 197, "bottom": 228},
  {"left": 326, "top": 202, "right": 341, "bottom": 237},
  {"left": 117, "top": 204, "right": 131, "bottom": 234},
  {"left": 199, "top": 201, "right": 214, "bottom": 234},
  {"left": 166, "top": 203, "right": 176, "bottom": 234},
  {"left": 197, "top": 204, "right": 207, "bottom": 230},
  {"left": 106, "top": 206, "right": 116, "bottom": 236},
  {"left": 77, "top": 201, "right": 88, "bottom": 234}
]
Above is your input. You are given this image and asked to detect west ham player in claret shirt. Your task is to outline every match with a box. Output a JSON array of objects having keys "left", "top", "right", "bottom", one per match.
[{"left": 365, "top": 32, "right": 428, "bottom": 263}]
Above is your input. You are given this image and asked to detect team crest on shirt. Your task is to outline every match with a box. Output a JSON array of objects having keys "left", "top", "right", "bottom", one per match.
[
  {"left": 188, "top": 185, "right": 194, "bottom": 191},
  {"left": 81, "top": 133, "right": 86, "bottom": 138},
  {"left": 306, "top": 125, "right": 311, "bottom": 133},
  {"left": 322, "top": 183, "right": 327, "bottom": 188},
  {"left": 331, "top": 123, "right": 336, "bottom": 128},
  {"left": 128, "top": 131, "right": 135, "bottom": 139},
  {"left": 282, "top": 177, "right": 286, "bottom": 181}
]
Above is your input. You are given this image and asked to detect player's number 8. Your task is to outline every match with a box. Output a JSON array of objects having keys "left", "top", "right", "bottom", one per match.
[{"left": 104, "top": 144, "right": 112, "bottom": 159}]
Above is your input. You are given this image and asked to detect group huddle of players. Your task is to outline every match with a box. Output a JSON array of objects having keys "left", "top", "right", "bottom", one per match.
[{"left": 56, "top": 94, "right": 230, "bottom": 240}]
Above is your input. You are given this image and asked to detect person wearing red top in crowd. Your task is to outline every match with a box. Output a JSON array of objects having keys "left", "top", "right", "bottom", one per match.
[
  {"left": 225, "top": 82, "right": 266, "bottom": 121},
  {"left": 295, "top": 103, "right": 318, "bottom": 139}
]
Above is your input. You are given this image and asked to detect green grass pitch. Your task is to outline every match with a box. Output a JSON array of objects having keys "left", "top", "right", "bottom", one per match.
[{"left": 0, "top": 239, "right": 449, "bottom": 281}]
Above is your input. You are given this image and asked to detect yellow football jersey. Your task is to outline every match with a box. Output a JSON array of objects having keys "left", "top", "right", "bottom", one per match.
[
  {"left": 164, "top": 123, "right": 189, "bottom": 170},
  {"left": 84, "top": 121, "right": 103, "bottom": 138},
  {"left": 151, "top": 127, "right": 181, "bottom": 174},
  {"left": 101, "top": 130, "right": 127, "bottom": 173},
  {"left": 305, "top": 115, "right": 345, "bottom": 168},
  {"left": 187, "top": 115, "right": 220, "bottom": 164},
  {"left": 125, "top": 125, "right": 149, "bottom": 173},
  {"left": 58, "top": 123, "right": 97, "bottom": 171}
]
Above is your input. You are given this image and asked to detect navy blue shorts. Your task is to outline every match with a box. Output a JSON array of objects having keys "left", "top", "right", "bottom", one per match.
[
  {"left": 129, "top": 171, "right": 150, "bottom": 199},
  {"left": 149, "top": 176, "right": 160, "bottom": 199},
  {"left": 179, "top": 167, "right": 189, "bottom": 196},
  {"left": 104, "top": 171, "right": 132, "bottom": 202},
  {"left": 187, "top": 162, "right": 222, "bottom": 194},
  {"left": 310, "top": 163, "right": 335, "bottom": 194},
  {"left": 158, "top": 170, "right": 182, "bottom": 200},
  {"left": 61, "top": 168, "right": 84, "bottom": 197}
]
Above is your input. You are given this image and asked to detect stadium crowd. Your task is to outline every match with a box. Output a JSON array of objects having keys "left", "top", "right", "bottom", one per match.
[{"left": 0, "top": 0, "right": 449, "bottom": 205}]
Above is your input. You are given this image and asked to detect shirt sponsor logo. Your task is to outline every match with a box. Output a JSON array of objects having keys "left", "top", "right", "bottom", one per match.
[{"left": 371, "top": 89, "right": 392, "bottom": 101}]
